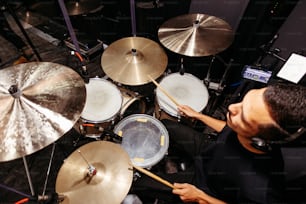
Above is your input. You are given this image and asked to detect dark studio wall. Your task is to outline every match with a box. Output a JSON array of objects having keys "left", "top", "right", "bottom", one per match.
[{"left": 22, "top": 0, "right": 303, "bottom": 84}]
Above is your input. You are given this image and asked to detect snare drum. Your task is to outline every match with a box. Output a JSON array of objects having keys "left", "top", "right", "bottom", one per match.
[
  {"left": 78, "top": 78, "right": 122, "bottom": 137},
  {"left": 155, "top": 72, "right": 209, "bottom": 122},
  {"left": 113, "top": 114, "right": 169, "bottom": 168}
]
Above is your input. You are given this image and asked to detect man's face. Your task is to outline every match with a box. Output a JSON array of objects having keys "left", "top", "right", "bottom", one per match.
[{"left": 226, "top": 88, "right": 275, "bottom": 137}]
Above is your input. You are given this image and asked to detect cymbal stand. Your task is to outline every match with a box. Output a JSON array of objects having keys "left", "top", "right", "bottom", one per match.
[
  {"left": 22, "top": 156, "right": 35, "bottom": 197},
  {"left": 130, "top": 0, "right": 137, "bottom": 36},
  {"left": 58, "top": 0, "right": 90, "bottom": 82},
  {"left": 203, "top": 55, "right": 233, "bottom": 115},
  {"left": 3, "top": 1, "right": 42, "bottom": 61},
  {"left": 40, "top": 143, "right": 56, "bottom": 202},
  {"left": 204, "top": 55, "right": 233, "bottom": 93},
  {"left": 57, "top": 0, "right": 81, "bottom": 53},
  {"left": 204, "top": 55, "right": 215, "bottom": 88}
]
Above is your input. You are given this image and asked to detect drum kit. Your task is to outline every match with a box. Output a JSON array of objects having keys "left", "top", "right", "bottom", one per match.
[{"left": 0, "top": 12, "right": 234, "bottom": 204}]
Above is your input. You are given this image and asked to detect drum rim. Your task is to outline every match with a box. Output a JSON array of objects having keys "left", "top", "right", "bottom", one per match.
[
  {"left": 156, "top": 72, "right": 209, "bottom": 117},
  {"left": 114, "top": 114, "right": 169, "bottom": 168},
  {"left": 81, "top": 77, "right": 123, "bottom": 122}
]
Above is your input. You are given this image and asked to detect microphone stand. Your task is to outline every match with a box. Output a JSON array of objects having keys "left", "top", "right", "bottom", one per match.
[{"left": 3, "top": 1, "right": 42, "bottom": 61}]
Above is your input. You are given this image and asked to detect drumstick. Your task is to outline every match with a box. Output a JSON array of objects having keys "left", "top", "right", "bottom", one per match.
[
  {"left": 133, "top": 165, "right": 175, "bottom": 189},
  {"left": 148, "top": 75, "right": 180, "bottom": 107}
]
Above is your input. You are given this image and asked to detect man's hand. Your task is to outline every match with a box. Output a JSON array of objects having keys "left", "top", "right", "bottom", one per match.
[
  {"left": 178, "top": 105, "right": 200, "bottom": 119},
  {"left": 173, "top": 183, "right": 208, "bottom": 204},
  {"left": 172, "top": 183, "right": 226, "bottom": 204}
]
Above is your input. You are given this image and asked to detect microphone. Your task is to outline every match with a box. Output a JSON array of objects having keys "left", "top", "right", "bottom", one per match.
[{"left": 179, "top": 58, "right": 184, "bottom": 75}]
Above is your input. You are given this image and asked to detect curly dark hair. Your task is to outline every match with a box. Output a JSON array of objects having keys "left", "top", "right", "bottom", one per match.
[
  {"left": 255, "top": 83, "right": 306, "bottom": 144},
  {"left": 263, "top": 83, "right": 306, "bottom": 132}
]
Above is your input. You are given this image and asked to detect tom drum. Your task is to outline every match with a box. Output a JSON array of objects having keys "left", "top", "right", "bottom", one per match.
[
  {"left": 155, "top": 72, "right": 209, "bottom": 123},
  {"left": 77, "top": 78, "right": 122, "bottom": 137}
]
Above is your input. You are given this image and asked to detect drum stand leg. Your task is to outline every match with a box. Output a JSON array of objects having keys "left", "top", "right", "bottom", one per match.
[
  {"left": 22, "top": 143, "right": 58, "bottom": 202},
  {"left": 40, "top": 143, "right": 56, "bottom": 199},
  {"left": 22, "top": 156, "right": 35, "bottom": 197}
]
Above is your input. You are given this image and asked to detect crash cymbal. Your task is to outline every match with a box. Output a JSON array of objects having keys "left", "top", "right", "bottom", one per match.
[
  {"left": 0, "top": 62, "right": 86, "bottom": 162},
  {"left": 158, "top": 13, "right": 234, "bottom": 57},
  {"left": 101, "top": 37, "right": 168, "bottom": 86},
  {"left": 66, "top": 0, "right": 104, "bottom": 16},
  {"left": 56, "top": 141, "right": 133, "bottom": 204}
]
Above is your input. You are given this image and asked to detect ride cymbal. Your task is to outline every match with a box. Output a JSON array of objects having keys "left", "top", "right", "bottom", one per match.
[
  {"left": 101, "top": 37, "right": 168, "bottom": 86},
  {"left": 0, "top": 62, "right": 86, "bottom": 162},
  {"left": 158, "top": 13, "right": 234, "bottom": 57},
  {"left": 56, "top": 141, "right": 133, "bottom": 204}
]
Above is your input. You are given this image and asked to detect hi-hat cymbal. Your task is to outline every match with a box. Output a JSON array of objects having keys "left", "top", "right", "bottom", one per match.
[
  {"left": 66, "top": 0, "right": 104, "bottom": 16},
  {"left": 101, "top": 37, "right": 168, "bottom": 86},
  {"left": 56, "top": 141, "right": 133, "bottom": 204},
  {"left": 158, "top": 13, "right": 234, "bottom": 57},
  {"left": 0, "top": 62, "right": 86, "bottom": 162}
]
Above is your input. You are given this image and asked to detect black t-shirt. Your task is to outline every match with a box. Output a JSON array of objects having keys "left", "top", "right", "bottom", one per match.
[{"left": 195, "top": 126, "right": 285, "bottom": 204}]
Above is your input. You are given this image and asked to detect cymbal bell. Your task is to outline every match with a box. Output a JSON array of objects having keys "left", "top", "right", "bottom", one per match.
[
  {"left": 56, "top": 141, "right": 133, "bottom": 204},
  {"left": 101, "top": 37, "right": 168, "bottom": 86},
  {"left": 0, "top": 62, "right": 86, "bottom": 162},
  {"left": 158, "top": 13, "right": 234, "bottom": 57}
]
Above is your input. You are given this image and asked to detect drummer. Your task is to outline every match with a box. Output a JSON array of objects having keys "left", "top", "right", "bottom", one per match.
[{"left": 131, "top": 82, "right": 306, "bottom": 203}]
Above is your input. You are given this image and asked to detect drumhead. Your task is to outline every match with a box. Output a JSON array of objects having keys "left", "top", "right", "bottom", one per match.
[
  {"left": 81, "top": 78, "right": 122, "bottom": 123},
  {"left": 156, "top": 73, "right": 209, "bottom": 117},
  {"left": 114, "top": 114, "right": 169, "bottom": 168}
]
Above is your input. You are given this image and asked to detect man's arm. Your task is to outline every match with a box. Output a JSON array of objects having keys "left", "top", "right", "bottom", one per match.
[
  {"left": 178, "top": 105, "right": 226, "bottom": 132},
  {"left": 173, "top": 183, "right": 226, "bottom": 204}
]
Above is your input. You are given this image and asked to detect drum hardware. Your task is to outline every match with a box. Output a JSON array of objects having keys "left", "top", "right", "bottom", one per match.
[
  {"left": 58, "top": 0, "right": 80, "bottom": 52},
  {"left": 70, "top": 50, "right": 90, "bottom": 83},
  {"left": 56, "top": 141, "right": 133, "bottom": 204},
  {"left": 179, "top": 57, "right": 185, "bottom": 75},
  {"left": 1, "top": 1, "right": 42, "bottom": 61},
  {"left": 204, "top": 56, "right": 234, "bottom": 93},
  {"left": 158, "top": 13, "right": 234, "bottom": 57},
  {"left": 101, "top": 36, "right": 168, "bottom": 86},
  {"left": 130, "top": 0, "right": 137, "bottom": 36}
]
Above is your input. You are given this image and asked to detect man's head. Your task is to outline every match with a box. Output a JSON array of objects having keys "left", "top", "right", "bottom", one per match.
[{"left": 227, "top": 83, "right": 306, "bottom": 143}]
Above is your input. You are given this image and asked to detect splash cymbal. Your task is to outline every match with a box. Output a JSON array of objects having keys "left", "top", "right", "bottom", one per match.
[
  {"left": 158, "top": 13, "right": 234, "bottom": 57},
  {"left": 56, "top": 141, "right": 133, "bottom": 204},
  {"left": 0, "top": 62, "right": 86, "bottom": 162},
  {"left": 101, "top": 37, "right": 168, "bottom": 86}
]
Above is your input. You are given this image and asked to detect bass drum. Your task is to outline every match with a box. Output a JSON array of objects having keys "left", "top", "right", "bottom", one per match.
[
  {"left": 118, "top": 86, "right": 146, "bottom": 118},
  {"left": 113, "top": 114, "right": 169, "bottom": 168}
]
